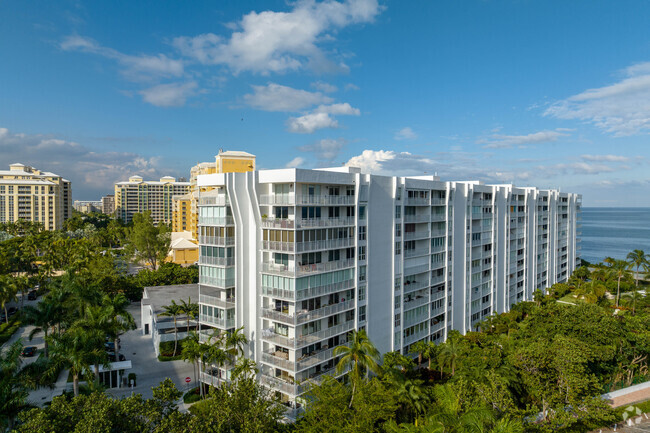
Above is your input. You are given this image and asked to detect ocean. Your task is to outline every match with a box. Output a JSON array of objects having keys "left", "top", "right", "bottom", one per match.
[{"left": 580, "top": 207, "right": 650, "bottom": 264}]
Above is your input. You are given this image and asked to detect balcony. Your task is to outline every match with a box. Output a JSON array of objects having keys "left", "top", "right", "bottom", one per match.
[
  {"left": 261, "top": 218, "right": 295, "bottom": 229},
  {"left": 199, "top": 314, "right": 235, "bottom": 329},
  {"left": 199, "top": 216, "right": 235, "bottom": 226},
  {"left": 403, "top": 294, "right": 429, "bottom": 311},
  {"left": 296, "top": 238, "right": 355, "bottom": 253},
  {"left": 199, "top": 276, "right": 235, "bottom": 288},
  {"left": 259, "top": 195, "right": 295, "bottom": 206},
  {"left": 431, "top": 197, "right": 446, "bottom": 206},
  {"left": 431, "top": 213, "right": 446, "bottom": 222},
  {"left": 403, "top": 278, "right": 429, "bottom": 294},
  {"left": 403, "top": 327, "right": 429, "bottom": 346},
  {"left": 199, "top": 256, "right": 235, "bottom": 267},
  {"left": 261, "top": 320, "right": 355, "bottom": 349},
  {"left": 405, "top": 247, "right": 429, "bottom": 258},
  {"left": 404, "top": 230, "right": 430, "bottom": 240},
  {"left": 405, "top": 197, "right": 430, "bottom": 206},
  {"left": 261, "top": 240, "right": 295, "bottom": 253},
  {"left": 261, "top": 259, "right": 355, "bottom": 277},
  {"left": 404, "top": 214, "right": 430, "bottom": 223},
  {"left": 198, "top": 196, "right": 229, "bottom": 206},
  {"left": 199, "top": 294, "right": 235, "bottom": 309},
  {"left": 261, "top": 279, "right": 355, "bottom": 302},
  {"left": 431, "top": 274, "right": 446, "bottom": 286},
  {"left": 404, "top": 263, "right": 429, "bottom": 276},
  {"left": 295, "top": 195, "right": 355, "bottom": 206},
  {"left": 296, "top": 217, "right": 355, "bottom": 228}
]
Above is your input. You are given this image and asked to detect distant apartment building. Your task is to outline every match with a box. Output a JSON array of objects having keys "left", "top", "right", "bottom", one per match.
[
  {"left": 194, "top": 167, "right": 581, "bottom": 407},
  {"left": 73, "top": 200, "right": 102, "bottom": 213},
  {"left": 114, "top": 176, "right": 190, "bottom": 224},
  {"left": 102, "top": 194, "right": 115, "bottom": 215},
  {"left": 0, "top": 163, "right": 72, "bottom": 230},
  {"left": 172, "top": 150, "right": 256, "bottom": 239}
]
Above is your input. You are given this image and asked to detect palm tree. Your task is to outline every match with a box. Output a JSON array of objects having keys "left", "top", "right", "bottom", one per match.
[
  {"left": 607, "top": 258, "right": 631, "bottom": 308},
  {"left": 12, "top": 275, "right": 30, "bottom": 309},
  {"left": 427, "top": 383, "right": 494, "bottom": 433},
  {"left": 627, "top": 249, "right": 649, "bottom": 315},
  {"left": 160, "top": 300, "right": 182, "bottom": 356},
  {"left": 179, "top": 297, "right": 197, "bottom": 336},
  {"left": 181, "top": 332, "right": 202, "bottom": 393},
  {"left": 0, "top": 341, "right": 31, "bottom": 430},
  {"left": 23, "top": 299, "right": 60, "bottom": 358},
  {"left": 224, "top": 326, "right": 248, "bottom": 359},
  {"left": 48, "top": 328, "right": 103, "bottom": 397},
  {"left": 72, "top": 305, "right": 111, "bottom": 384},
  {"left": 394, "top": 377, "right": 430, "bottom": 416},
  {"left": 438, "top": 332, "right": 463, "bottom": 376},
  {"left": 0, "top": 276, "right": 18, "bottom": 324},
  {"left": 232, "top": 357, "right": 258, "bottom": 380},
  {"left": 334, "top": 329, "right": 381, "bottom": 408},
  {"left": 411, "top": 340, "right": 428, "bottom": 368},
  {"left": 424, "top": 341, "right": 438, "bottom": 371},
  {"left": 102, "top": 293, "right": 136, "bottom": 361}
]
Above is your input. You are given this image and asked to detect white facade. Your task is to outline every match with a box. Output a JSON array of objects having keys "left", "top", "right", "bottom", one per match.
[{"left": 195, "top": 167, "right": 581, "bottom": 402}]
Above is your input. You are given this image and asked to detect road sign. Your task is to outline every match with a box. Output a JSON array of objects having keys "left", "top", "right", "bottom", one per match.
[{"left": 185, "top": 377, "right": 191, "bottom": 383}]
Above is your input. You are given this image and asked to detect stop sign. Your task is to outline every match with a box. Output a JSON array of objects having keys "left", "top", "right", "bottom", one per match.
[{"left": 185, "top": 377, "right": 191, "bottom": 383}]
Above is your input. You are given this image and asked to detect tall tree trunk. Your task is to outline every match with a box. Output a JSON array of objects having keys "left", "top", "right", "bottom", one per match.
[
  {"left": 43, "top": 330, "right": 49, "bottom": 358},
  {"left": 4, "top": 306, "right": 8, "bottom": 324},
  {"left": 73, "top": 374, "right": 80, "bottom": 397},
  {"left": 348, "top": 380, "right": 356, "bottom": 409},
  {"left": 616, "top": 277, "right": 621, "bottom": 307},
  {"left": 173, "top": 317, "right": 178, "bottom": 355},
  {"left": 114, "top": 336, "right": 120, "bottom": 361}
]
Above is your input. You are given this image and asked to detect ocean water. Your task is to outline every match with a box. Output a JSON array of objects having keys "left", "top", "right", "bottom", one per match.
[{"left": 580, "top": 207, "right": 650, "bottom": 264}]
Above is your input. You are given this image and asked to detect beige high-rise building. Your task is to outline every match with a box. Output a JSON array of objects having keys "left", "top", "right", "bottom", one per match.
[
  {"left": 114, "top": 175, "right": 190, "bottom": 224},
  {"left": 102, "top": 194, "right": 115, "bottom": 215},
  {"left": 0, "top": 163, "right": 72, "bottom": 230},
  {"left": 172, "top": 150, "right": 256, "bottom": 239}
]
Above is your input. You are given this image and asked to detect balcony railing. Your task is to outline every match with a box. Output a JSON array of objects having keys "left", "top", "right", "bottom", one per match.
[
  {"left": 261, "top": 259, "right": 355, "bottom": 277},
  {"left": 431, "top": 197, "right": 446, "bottom": 206},
  {"left": 199, "top": 276, "right": 235, "bottom": 288},
  {"left": 431, "top": 213, "right": 446, "bottom": 222},
  {"left": 404, "top": 263, "right": 429, "bottom": 276},
  {"left": 404, "top": 247, "right": 429, "bottom": 258},
  {"left": 296, "top": 217, "right": 355, "bottom": 228},
  {"left": 199, "top": 256, "right": 235, "bottom": 267},
  {"left": 198, "top": 196, "right": 229, "bottom": 206},
  {"left": 199, "top": 314, "right": 235, "bottom": 329},
  {"left": 404, "top": 230, "right": 430, "bottom": 240},
  {"left": 403, "top": 295, "right": 430, "bottom": 311},
  {"left": 259, "top": 195, "right": 295, "bottom": 205},
  {"left": 199, "top": 294, "right": 235, "bottom": 309},
  {"left": 261, "top": 238, "right": 355, "bottom": 253},
  {"left": 261, "top": 218, "right": 295, "bottom": 229},
  {"left": 261, "top": 279, "right": 355, "bottom": 302},
  {"left": 295, "top": 195, "right": 355, "bottom": 206},
  {"left": 261, "top": 320, "right": 354, "bottom": 349},
  {"left": 199, "top": 235, "right": 234, "bottom": 246},
  {"left": 404, "top": 214, "right": 430, "bottom": 223},
  {"left": 199, "top": 216, "right": 235, "bottom": 226},
  {"left": 405, "top": 197, "right": 430, "bottom": 206}
]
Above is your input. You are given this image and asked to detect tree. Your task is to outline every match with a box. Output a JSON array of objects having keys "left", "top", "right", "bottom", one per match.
[
  {"left": 438, "top": 331, "right": 463, "bottom": 376},
  {"left": 124, "top": 211, "right": 171, "bottom": 270},
  {"left": 0, "top": 342, "right": 31, "bottom": 430},
  {"left": 426, "top": 383, "right": 495, "bottom": 433},
  {"left": 424, "top": 341, "right": 439, "bottom": 371},
  {"left": 160, "top": 300, "right": 182, "bottom": 355},
  {"left": 0, "top": 275, "right": 18, "bottom": 324},
  {"left": 23, "top": 298, "right": 60, "bottom": 358},
  {"left": 627, "top": 249, "right": 648, "bottom": 315},
  {"left": 179, "top": 297, "right": 198, "bottom": 335},
  {"left": 606, "top": 258, "right": 631, "bottom": 308},
  {"left": 334, "top": 329, "right": 381, "bottom": 408},
  {"left": 411, "top": 340, "right": 428, "bottom": 368},
  {"left": 181, "top": 332, "right": 202, "bottom": 393},
  {"left": 102, "top": 293, "right": 136, "bottom": 361},
  {"left": 48, "top": 328, "right": 103, "bottom": 397},
  {"left": 224, "top": 326, "right": 248, "bottom": 359}
]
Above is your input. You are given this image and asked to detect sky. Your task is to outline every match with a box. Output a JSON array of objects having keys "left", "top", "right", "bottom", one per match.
[{"left": 1, "top": 0, "right": 650, "bottom": 205}]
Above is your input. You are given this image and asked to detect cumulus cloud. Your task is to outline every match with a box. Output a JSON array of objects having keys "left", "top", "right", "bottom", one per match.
[
  {"left": 581, "top": 154, "right": 630, "bottom": 162},
  {"left": 287, "top": 103, "right": 360, "bottom": 133},
  {"left": 298, "top": 138, "right": 347, "bottom": 162},
  {"left": 285, "top": 157, "right": 306, "bottom": 168},
  {"left": 60, "top": 35, "right": 184, "bottom": 80},
  {"left": 311, "top": 81, "right": 338, "bottom": 93},
  {"left": 394, "top": 127, "right": 417, "bottom": 140},
  {"left": 139, "top": 82, "right": 198, "bottom": 107},
  {"left": 478, "top": 129, "right": 569, "bottom": 149},
  {"left": 0, "top": 127, "right": 181, "bottom": 199},
  {"left": 545, "top": 61, "right": 650, "bottom": 136},
  {"left": 172, "top": 0, "right": 382, "bottom": 74},
  {"left": 345, "top": 150, "right": 437, "bottom": 175},
  {"left": 243, "top": 83, "right": 333, "bottom": 111}
]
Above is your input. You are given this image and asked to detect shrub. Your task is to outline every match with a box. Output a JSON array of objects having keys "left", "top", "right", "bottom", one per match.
[{"left": 183, "top": 387, "right": 201, "bottom": 404}]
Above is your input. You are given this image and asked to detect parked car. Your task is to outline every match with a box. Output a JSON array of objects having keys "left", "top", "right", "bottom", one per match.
[
  {"left": 21, "top": 346, "right": 36, "bottom": 357},
  {"left": 27, "top": 291, "right": 37, "bottom": 300},
  {"left": 7, "top": 307, "right": 17, "bottom": 317},
  {"left": 104, "top": 342, "right": 120, "bottom": 351},
  {"left": 106, "top": 352, "right": 126, "bottom": 362}
]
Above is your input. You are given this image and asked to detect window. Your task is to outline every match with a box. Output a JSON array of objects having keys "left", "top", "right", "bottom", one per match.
[
  {"left": 358, "top": 246, "right": 366, "bottom": 261},
  {"left": 394, "top": 313, "right": 401, "bottom": 327},
  {"left": 359, "top": 265, "right": 366, "bottom": 282},
  {"left": 395, "top": 242, "right": 401, "bottom": 255},
  {"left": 358, "top": 286, "right": 366, "bottom": 301},
  {"left": 395, "top": 206, "right": 401, "bottom": 219},
  {"left": 395, "top": 224, "right": 401, "bottom": 237},
  {"left": 359, "top": 306, "right": 366, "bottom": 322},
  {"left": 359, "top": 226, "right": 366, "bottom": 241},
  {"left": 359, "top": 206, "right": 366, "bottom": 220}
]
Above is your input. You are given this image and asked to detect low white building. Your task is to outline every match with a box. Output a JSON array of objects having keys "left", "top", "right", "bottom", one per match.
[{"left": 194, "top": 166, "right": 581, "bottom": 403}]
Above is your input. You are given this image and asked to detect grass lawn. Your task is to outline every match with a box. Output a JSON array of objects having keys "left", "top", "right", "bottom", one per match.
[{"left": 558, "top": 294, "right": 582, "bottom": 305}]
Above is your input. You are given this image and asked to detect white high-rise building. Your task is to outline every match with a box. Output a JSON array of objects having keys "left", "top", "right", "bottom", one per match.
[{"left": 195, "top": 167, "right": 581, "bottom": 405}]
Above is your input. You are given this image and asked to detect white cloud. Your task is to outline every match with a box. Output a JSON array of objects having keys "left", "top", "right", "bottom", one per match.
[
  {"left": 60, "top": 35, "right": 184, "bottom": 80},
  {"left": 243, "top": 83, "right": 333, "bottom": 112},
  {"left": 285, "top": 157, "right": 306, "bottom": 168},
  {"left": 172, "top": 0, "right": 381, "bottom": 74},
  {"left": 287, "top": 103, "right": 360, "bottom": 133},
  {"left": 287, "top": 112, "right": 338, "bottom": 133},
  {"left": 0, "top": 127, "right": 179, "bottom": 199},
  {"left": 539, "top": 162, "right": 615, "bottom": 176},
  {"left": 581, "top": 154, "right": 630, "bottom": 162},
  {"left": 345, "top": 150, "right": 437, "bottom": 175},
  {"left": 311, "top": 81, "right": 338, "bottom": 93},
  {"left": 344, "top": 83, "right": 360, "bottom": 91},
  {"left": 478, "top": 129, "right": 569, "bottom": 149},
  {"left": 545, "top": 61, "right": 650, "bottom": 136},
  {"left": 298, "top": 138, "right": 347, "bottom": 162},
  {"left": 139, "top": 82, "right": 198, "bottom": 107},
  {"left": 394, "top": 127, "right": 417, "bottom": 140}
]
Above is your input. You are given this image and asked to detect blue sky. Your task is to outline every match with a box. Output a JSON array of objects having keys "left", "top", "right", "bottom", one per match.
[{"left": 1, "top": 0, "right": 650, "bottom": 205}]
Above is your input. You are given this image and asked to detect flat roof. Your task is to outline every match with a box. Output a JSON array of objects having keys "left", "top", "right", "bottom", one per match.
[{"left": 142, "top": 284, "right": 198, "bottom": 318}]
